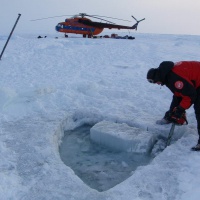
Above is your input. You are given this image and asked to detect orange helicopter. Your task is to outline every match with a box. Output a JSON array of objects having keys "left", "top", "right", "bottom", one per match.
[
  {"left": 55, "top": 13, "right": 145, "bottom": 38},
  {"left": 32, "top": 13, "right": 145, "bottom": 38}
]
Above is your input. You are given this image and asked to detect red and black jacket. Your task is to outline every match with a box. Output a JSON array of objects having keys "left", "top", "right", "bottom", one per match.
[{"left": 158, "top": 61, "right": 200, "bottom": 110}]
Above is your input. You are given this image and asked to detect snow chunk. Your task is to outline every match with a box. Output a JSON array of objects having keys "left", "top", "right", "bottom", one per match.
[{"left": 90, "top": 121, "right": 156, "bottom": 153}]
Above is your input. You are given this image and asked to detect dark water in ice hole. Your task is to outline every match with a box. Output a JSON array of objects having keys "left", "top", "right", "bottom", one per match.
[{"left": 59, "top": 124, "right": 153, "bottom": 192}]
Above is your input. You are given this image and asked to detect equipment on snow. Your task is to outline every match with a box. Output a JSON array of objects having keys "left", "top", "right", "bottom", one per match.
[
  {"left": 165, "top": 123, "right": 176, "bottom": 147},
  {"left": 0, "top": 14, "right": 21, "bottom": 60},
  {"left": 156, "top": 118, "right": 171, "bottom": 125}
]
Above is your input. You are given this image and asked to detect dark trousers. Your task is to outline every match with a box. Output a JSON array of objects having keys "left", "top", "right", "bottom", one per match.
[
  {"left": 194, "top": 88, "right": 200, "bottom": 143},
  {"left": 169, "top": 88, "right": 200, "bottom": 143}
]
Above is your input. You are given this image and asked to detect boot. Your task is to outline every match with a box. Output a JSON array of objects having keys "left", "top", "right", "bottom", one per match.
[{"left": 191, "top": 143, "right": 200, "bottom": 151}]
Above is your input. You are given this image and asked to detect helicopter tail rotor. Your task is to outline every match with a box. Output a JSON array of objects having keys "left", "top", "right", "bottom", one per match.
[
  {"left": 131, "top": 16, "right": 145, "bottom": 30},
  {"left": 132, "top": 16, "right": 145, "bottom": 23}
]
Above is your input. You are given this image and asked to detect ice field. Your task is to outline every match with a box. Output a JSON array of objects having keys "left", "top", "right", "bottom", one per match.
[{"left": 0, "top": 33, "right": 200, "bottom": 200}]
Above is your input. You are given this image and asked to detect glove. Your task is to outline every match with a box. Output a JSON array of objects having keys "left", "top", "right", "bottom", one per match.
[
  {"left": 156, "top": 111, "right": 173, "bottom": 125},
  {"left": 170, "top": 106, "right": 187, "bottom": 125}
]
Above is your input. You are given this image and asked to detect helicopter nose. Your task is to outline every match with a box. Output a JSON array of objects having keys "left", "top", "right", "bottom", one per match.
[
  {"left": 55, "top": 24, "right": 60, "bottom": 31},
  {"left": 55, "top": 26, "right": 58, "bottom": 31}
]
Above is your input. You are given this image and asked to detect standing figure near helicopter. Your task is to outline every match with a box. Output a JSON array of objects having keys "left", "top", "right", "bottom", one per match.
[{"left": 146, "top": 61, "right": 200, "bottom": 151}]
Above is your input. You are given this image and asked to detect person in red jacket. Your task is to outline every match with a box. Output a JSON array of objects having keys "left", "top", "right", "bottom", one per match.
[{"left": 147, "top": 61, "right": 200, "bottom": 151}]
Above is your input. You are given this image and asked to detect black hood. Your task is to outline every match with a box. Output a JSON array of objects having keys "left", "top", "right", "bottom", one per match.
[{"left": 156, "top": 61, "right": 174, "bottom": 84}]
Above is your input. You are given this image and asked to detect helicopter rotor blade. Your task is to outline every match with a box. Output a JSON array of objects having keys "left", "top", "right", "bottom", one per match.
[
  {"left": 90, "top": 14, "right": 132, "bottom": 22},
  {"left": 30, "top": 15, "right": 73, "bottom": 21},
  {"left": 79, "top": 13, "right": 130, "bottom": 23},
  {"left": 87, "top": 15, "right": 116, "bottom": 24}
]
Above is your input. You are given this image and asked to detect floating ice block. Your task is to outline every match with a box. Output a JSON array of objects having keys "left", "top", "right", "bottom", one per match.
[{"left": 90, "top": 121, "right": 155, "bottom": 153}]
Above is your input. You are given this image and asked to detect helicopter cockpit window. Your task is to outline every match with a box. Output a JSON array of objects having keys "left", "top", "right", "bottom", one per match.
[{"left": 57, "top": 24, "right": 64, "bottom": 28}]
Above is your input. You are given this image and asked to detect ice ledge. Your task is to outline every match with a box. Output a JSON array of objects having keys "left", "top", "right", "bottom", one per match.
[{"left": 90, "top": 121, "right": 156, "bottom": 153}]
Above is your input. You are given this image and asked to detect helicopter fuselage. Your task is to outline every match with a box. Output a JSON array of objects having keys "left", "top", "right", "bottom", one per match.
[{"left": 55, "top": 17, "right": 104, "bottom": 37}]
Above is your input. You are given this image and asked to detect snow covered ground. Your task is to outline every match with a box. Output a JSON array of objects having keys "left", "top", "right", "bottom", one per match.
[{"left": 0, "top": 32, "right": 200, "bottom": 200}]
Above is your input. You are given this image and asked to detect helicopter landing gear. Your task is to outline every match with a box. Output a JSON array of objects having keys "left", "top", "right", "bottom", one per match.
[{"left": 83, "top": 34, "right": 93, "bottom": 38}]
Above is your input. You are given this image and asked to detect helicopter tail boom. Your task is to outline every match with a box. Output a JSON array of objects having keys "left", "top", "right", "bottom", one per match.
[{"left": 79, "top": 15, "right": 145, "bottom": 31}]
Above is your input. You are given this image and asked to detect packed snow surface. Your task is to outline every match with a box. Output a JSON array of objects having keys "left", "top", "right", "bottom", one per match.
[{"left": 0, "top": 33, "right": 200, "bottom": 200}]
